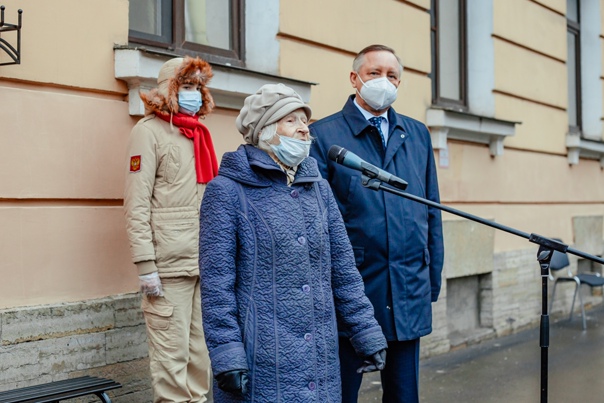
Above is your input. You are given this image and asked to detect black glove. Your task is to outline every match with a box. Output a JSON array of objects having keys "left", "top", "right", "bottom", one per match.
[
  {"left": 215, "top": 369, "right": 249, "bottom": 395},
  {"left": 356, "top": 349, "right": 387, "bottom": 373}
]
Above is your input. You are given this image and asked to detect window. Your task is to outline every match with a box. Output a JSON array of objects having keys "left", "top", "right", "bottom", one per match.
[
  {"left": 567, "top": 0, "right": 581, "bottom": 133},
  {"left": 427, "top": 0, "right": 517, "bottom": 161},
  {"left": 129, "top": 0, "right": 244, "bottom": 66},
  {"left": 564, "top": 0, "right": 604, "bottom": 166},
  {"left": 431, "top": 0, "right": 467, "bottom": 110}
]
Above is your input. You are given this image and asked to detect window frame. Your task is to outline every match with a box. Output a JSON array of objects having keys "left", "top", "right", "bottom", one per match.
[
  {"left": 431, "top": 0, "right": 468, "bottom": 111},
  {"left": 567, "top": 5, "right": 582, "bottom": 133},
  {"left": 128, "top": 0, "right": 245, "bottom": 67}
]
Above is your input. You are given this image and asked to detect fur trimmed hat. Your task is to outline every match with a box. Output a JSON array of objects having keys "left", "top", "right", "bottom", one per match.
[
  {"left": 236, "top": 83, "right": 312, "bottom": 145},
  {"left": 140, "top": 56, "right": 214, "bottom": 118}
]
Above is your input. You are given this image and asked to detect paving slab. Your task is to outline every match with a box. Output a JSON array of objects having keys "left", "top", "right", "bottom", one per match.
[{"left": 359, "top": 305, "right": 604, "bottom": 402}]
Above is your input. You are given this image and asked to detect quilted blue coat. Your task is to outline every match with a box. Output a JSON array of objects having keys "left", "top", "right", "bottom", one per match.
[{"left": 199, "top": 145, "right": 387, "bottom": 403}]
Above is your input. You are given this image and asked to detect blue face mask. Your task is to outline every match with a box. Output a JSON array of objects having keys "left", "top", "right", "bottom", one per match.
[
  {"left": 178, "top": 90, "right": 203, "bottom": 115},
  {"left": 270, "top": 135, "right": 312, "bottom": 167}
]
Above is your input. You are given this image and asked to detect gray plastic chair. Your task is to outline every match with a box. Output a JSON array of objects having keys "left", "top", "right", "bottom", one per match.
[{"left": 549, "top": 248, "right": 604, "bottom": 330}]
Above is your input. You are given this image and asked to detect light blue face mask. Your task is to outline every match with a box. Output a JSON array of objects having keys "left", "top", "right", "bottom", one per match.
[
  {"left": 178, "top": 90, "right": 203, "bottom": 115},
  {"left": 270, "top": 135, "right": 312, "bottom": 167}
]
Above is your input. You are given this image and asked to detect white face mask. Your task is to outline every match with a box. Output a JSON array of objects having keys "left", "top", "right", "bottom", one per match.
[
  {"left": 270, "top": 134, "right": 312, "bottom": 167},
  {"left": 357, "top": 76, "right": 398, "bottom": 111}
]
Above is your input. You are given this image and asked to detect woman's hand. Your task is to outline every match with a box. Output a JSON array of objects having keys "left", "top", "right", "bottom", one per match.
[
  {"left": 215, "top": 369, "right": 249, "bottom": 395},
  {"left": 356, "top": 349, "right": 387, "bottom": 373}
]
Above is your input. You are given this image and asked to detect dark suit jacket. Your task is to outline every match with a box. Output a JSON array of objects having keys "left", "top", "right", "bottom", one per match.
[{"left": 309, "top": 95, "right": 444, "bottom": 341}]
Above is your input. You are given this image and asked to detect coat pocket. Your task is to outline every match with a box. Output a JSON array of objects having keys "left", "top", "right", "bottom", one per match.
[
  {"left": 142, "top": 297, "right": 174, "bottom": 330},
  {"left": 162, "top": 145, "right": 181, "bottom": 184},
  {"left": 352, "top": 246, "right": 365, "bottom": 267},
  {"left": 151, "top": 207, "right": 198, "bottom": 269}
]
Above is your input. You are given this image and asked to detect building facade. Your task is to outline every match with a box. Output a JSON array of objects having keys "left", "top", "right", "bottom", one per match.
[{"left": 1, "top": 0, "right": 603, "bottom": 400}]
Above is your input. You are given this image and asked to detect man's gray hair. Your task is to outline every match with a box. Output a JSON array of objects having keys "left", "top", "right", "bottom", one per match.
[{"left": 352, "top": 44, "right": 404, "bottom": 76}]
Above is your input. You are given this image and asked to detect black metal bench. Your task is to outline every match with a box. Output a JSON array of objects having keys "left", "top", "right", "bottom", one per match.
[{"left": 0, "top": 376, "right": 122, "bottom": 403}]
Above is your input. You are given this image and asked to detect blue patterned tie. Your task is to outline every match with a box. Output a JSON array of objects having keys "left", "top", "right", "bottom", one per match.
[{"left": 369, "top": 116, "right": 386, "bottom": 148}]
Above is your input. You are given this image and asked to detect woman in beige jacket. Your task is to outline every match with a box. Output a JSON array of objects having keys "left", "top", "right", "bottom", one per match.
[{"left": 123, "top": 56, "right": 218, "bottom": 403}]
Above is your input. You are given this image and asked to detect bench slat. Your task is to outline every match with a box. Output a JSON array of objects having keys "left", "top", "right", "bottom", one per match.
[
  {"left": 0, "top": 376, "right": 121, "bottom": 403},
  {"left": 28, "top": 384, "right": 121, "bottom": 403},
  {"left": 0, "top": 377, "right": 99, "bottom": 398},
  {"left": 0, "top": 376, "right": 103, "bottom": 399}
]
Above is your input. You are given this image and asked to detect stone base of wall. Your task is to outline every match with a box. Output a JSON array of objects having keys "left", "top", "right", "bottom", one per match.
[
  {"left": 2, "top": 265, "right": 601, "bottom": 400},
  {"left": 421, "top": 246, "right": 604, "bottom": 359},
  {"left": 0, "top": 293, "right": 152, "bottom": 403}
]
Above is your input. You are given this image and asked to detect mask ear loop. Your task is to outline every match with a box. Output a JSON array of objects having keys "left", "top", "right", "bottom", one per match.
[{"left": 354, "top": 72, "right": 370, "bottom": 105}]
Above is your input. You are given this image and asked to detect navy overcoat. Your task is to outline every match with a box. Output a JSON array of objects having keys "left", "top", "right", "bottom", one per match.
[
  {"left": 199, "top": 145, "right": 387, "bottom": 402},
  {"left": 309, "top": 96, "right": 444, "bottom": 341}
]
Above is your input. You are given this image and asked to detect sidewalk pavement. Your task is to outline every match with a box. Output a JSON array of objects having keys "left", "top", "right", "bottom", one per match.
[{"left": 359, "top": 304, "right": 604, "bottom": 402}]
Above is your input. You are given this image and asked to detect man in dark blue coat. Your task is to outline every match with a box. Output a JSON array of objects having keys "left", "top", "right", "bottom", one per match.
[{"left": 309, "top": 44, "right": 444, "bottom": 403}]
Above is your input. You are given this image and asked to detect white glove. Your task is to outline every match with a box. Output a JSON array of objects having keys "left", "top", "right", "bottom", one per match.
[{"left": 139, "top": 272, "right": 164, "bottom": 297}]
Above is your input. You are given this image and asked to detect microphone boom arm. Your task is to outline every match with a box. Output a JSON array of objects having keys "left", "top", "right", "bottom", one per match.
[
  {"left": 359, "top": 172, "right": 603, "bottom": 403},
  {"left": 360, "top": 175, "right": 602, "bottom": 262}
]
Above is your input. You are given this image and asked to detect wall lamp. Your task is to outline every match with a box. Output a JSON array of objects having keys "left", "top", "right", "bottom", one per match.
[{"left": 0, "top": 5, "right": 22, "bottom": 66}]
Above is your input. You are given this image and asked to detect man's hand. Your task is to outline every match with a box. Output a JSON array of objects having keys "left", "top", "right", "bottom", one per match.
[
  {"left": 215, "top": 369, "right": 249, "bottom": 395},
  {"left": 138, "top": 272, "right": 164, "bottom": 297},
  {"left": 357, "top": 349, "right": 387, "bottom": 373}
]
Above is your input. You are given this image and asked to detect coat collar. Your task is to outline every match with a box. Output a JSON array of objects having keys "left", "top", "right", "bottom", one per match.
[
  {"left": 218, "top": 144, "right": 321, "bottom": 187},
  {"left": 341, "top": 95, "right": 409, "bottom": 169}
]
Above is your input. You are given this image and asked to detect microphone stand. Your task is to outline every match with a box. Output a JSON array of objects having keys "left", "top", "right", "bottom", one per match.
[{"left": 361, "top": 175, "right": 604, "bottom": 403}]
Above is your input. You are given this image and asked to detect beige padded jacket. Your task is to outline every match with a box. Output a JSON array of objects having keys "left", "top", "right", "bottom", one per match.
[{"left": 124, "top": 115, "right": 206, "bottom": 277}]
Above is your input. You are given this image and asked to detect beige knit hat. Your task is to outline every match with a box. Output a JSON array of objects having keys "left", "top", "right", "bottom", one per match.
[
  {"left": 236, "top": 83, "right": 312, "bottom": 145},
  {"left": 140, "top": 56, "right": 214, "bottom": 117}
]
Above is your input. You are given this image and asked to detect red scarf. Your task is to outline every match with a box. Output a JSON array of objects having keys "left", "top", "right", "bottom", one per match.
[{"left": 156, "top": 112, "right": 219, "bottom": 184}]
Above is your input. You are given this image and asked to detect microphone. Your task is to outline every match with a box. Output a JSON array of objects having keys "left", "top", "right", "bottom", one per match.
[{"left": 327, "top": 145, "right": 408, "bottom": 190}]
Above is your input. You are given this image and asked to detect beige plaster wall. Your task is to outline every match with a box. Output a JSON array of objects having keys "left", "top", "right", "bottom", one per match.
[
  {"left": 278, "top": 0, "right": 432, "bottom": 122},
  {"left": 0, "top": 0, "right": 247, "bottom": 310},
  {"left": 1, "top": 0, "right": 603, "bottom": 315},
  {"left": 0, "top": 75, "right": 244, "bottom": 309},
  {"left": 443, "top": 204, "right": 604, "bottom": 253},
  {"left": 279, "top": 0, "right": 430, "bottom": 73},
  {"left": 493, "top": 39, "right": 567, "bottom": 109},
  {"left": 277, "top": 0, "right": 604, "bottom": 260},
  {"left": 494, "top": 0, "right": 566, "bottom": 60},
  {"left": 491, "top": 0, "right": 570, "bottom": 153},
  {"left": 438, "top": 143, "right": 604, "bottom": 204},
  {"left": 439, "top": 142, "right": 604, "bottom": 252},
  {"left": 279, "top": 39, "right": 431, "bottom": 122},
  {"left": 531, "top": 0, "right": 565, "bottom": 15},
  {"left": 494, "top": 93, "right": 567, "bottom": 153},
  {"left": 0, "top": 0, "right": 128, "bottom": 93},
  {"left": 0, "top": 206, "right": 135, "bottom": 308},
  {"left": 0, "top": 82, "right": 133, "bottom": 199}
]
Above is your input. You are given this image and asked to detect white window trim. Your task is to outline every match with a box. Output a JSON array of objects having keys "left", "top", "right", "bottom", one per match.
[
  {"left": 427, "top": 107, "right": 516, "bottom": 157},
  {"left": 566, "top": 133, "right": 604, "bottom": 168},
  {"left": 114, "top": 48, "right": 313, "bottom": 116},
  {"left": 565, "top": 0, "right": 604, "bottom": 166},
  {"left": 115, "top": 0, "right": 314, "bottom": 116},
  {"left": 428, "top": 0, "right": 517, "bottom": 157}
]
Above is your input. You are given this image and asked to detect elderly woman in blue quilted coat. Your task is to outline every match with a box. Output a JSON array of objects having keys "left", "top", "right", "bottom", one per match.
[{"left": 199, "top": 84, "right": 388, "bottom": 403}]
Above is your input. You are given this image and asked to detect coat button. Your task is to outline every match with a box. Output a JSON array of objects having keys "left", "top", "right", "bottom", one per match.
[
  {"left": 302, "top": 284, "right": 310, "bottom": 293},
  {"left": 308, "top": 382, "right": 316, "bottom": 391},
  {"left": 401, "top": 134, "right": 405, "bottom": 139},
  {"left": 298, "top": 236, "right": 306, "bottom": 245},
  {"left": 304, "top": 333, "right": 312, "bottom": 341},
  {"left": 290, "top": 189, "right": 299, "bottom": 198}
]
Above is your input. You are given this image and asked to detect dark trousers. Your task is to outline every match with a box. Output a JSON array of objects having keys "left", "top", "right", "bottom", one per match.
[{"left": 339, "top": 337, "right": 420, "bottom": 403}]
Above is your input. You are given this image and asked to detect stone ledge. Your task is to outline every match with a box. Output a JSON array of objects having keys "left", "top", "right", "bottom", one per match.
[{"left": 0, "top": 293, "right": 151, "bottom": 402}]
